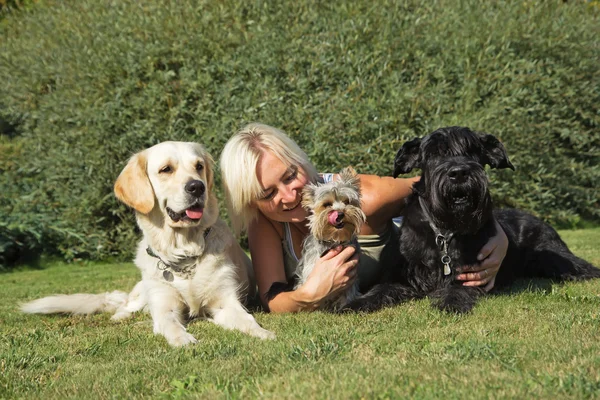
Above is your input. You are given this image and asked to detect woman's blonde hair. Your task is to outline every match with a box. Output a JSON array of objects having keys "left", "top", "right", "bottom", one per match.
[{"left": 220, "top": 123, "right": 318, "bottom": 236}]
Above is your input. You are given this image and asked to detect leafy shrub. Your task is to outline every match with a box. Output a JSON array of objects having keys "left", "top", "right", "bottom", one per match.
[{"left": 0, "top": 0, "right": 598, "bottom": 266}]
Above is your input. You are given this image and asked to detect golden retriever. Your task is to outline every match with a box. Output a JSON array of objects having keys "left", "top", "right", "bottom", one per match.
[{"left": 21, "top": 141, "right": 274, "bottom": 346}]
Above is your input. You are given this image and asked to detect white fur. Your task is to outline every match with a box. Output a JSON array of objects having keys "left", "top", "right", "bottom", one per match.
[
  {"left": 21, "top": 291, "right": 128, "bottom": 315},
  {"left": 21, "top": 142, "right": 274, "bottom": 346}
]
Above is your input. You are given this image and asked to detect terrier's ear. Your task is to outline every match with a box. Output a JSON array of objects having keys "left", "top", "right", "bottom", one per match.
[
  {"left": 480, "top": 134, "right": 515, "bottom": 170},
  {"left": 114, "top": 151, "right": 155, "bottom": 214},
  {"left": 301, "top": 183, "right": 317, "bottom": 210},
  {"left": 393, "top": 137, "right": 422, "bottom": 177},
  {"left": 339, "top": 166, "right": 360, "bottom": 193}
]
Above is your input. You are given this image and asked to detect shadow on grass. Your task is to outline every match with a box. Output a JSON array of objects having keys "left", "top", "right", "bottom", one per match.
[{"left": 491, "top": 278, "right": 554, "bottom": 296}]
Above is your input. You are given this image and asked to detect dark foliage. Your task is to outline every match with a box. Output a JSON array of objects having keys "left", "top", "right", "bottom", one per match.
[{"left": 0, "top": 0, "right": 598, "bottom": 267}]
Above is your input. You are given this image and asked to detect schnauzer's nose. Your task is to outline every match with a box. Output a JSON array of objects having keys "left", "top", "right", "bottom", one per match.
[
  {"left": 185, "top": 180, "right": 205, "bottom": 197},
  {"left": 336, "top": 211, "right": 345, "bottom": 223},
  {"left": 448, "top": 166, "right": 469, "bottom": 183}
]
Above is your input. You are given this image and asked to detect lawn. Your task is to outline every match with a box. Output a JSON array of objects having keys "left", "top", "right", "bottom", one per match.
[{"left": 2, "top": 229, "right": 600, "bottom": 399}]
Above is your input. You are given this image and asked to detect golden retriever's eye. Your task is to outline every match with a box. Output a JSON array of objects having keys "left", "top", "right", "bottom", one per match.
[
  {"left": 159, "top": 165, "right": 172, "bottom": 174},
  {"left": 195, "top": 162, "right": 204, "bottom": 173}
]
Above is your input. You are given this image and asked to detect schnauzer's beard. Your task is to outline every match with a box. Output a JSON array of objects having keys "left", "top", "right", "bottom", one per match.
[
  {"left": 308, "top": 207, "right": 364, "bottom": 244},
  {"left": 420, "top": 162, "right": 493, "bottom": 235}
]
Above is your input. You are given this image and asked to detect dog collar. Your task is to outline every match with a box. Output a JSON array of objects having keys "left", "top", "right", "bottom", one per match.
[
  {"left": 146, "top": 227, "right": 212, "bottom": 281},
  {"left": 418, "top": 198, "right": 454, "bottom": 276}
]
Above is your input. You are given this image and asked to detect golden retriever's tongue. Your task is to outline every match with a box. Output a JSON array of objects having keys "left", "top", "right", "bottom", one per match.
[
  {"left": 327, "top": 211, "right": 339, "bottom": 225},
  {"left": 185, "top": 208, "right": 203, "bottom": 220}
]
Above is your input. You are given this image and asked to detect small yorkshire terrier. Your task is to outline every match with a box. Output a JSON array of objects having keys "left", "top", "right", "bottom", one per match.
[{"left": 295, "top": 167, "right": 366, "bottom": 310}]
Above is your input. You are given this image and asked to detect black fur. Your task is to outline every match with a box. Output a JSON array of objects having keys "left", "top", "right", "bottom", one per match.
[
  {"left": 348, "top": 126, "right": 600, "bottom": 313},
  {"left": 265, "top": 279, "right": 297, "bottom": 302}
]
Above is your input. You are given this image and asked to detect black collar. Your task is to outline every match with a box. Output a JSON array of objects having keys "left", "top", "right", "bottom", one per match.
[{"left": 318, "top": 239, "right": 354, "bottom": 258}]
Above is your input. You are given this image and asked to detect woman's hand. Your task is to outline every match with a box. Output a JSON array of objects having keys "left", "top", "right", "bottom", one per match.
[
  {"left": 456, "top": 220, "right": 508, "bottom": 291},
  {"left": 297, "top": 245, "right": 359, "bottom": 308}
]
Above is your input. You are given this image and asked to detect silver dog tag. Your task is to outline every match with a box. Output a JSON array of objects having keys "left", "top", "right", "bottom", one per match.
[
  {"left": 444, "top": 264, "right": 451, "bottom": 276},
  {"left": 163, "top": 270, "right": 174, "bottom": 282}
]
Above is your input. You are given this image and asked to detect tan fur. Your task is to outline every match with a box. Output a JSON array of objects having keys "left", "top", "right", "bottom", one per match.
[
  {"left": 114, "top": 152, "right": 155, "bottom": 214},
  {"left": 22, "top": 142, "right": 274, "bottom": 346},
  {"left": 296, "top": 166, "right": 366, "bottom": 310}
]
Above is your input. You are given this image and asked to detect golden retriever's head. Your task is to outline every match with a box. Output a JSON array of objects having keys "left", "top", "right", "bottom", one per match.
[{"left": 114, "top": 142, "right": 216, "bottom": 229}]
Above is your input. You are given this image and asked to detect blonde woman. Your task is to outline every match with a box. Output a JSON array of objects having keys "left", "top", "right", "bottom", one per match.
[{"left": 220, "top": 123, "right": 508, "bottom": 313}]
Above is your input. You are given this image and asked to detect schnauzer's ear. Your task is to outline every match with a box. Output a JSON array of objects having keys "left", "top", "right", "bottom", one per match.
[
  {"left": 480, "top": 134, "right": 515, "bottom": 170},
  {"left": 393, "top": 137, "right": 422, "bottom": 177},
  {"left": 339, "top": 166, "right": 360, "bottom": 192},
  {"left": 301, "top": 183, "right": 317, "bottom": 210}
]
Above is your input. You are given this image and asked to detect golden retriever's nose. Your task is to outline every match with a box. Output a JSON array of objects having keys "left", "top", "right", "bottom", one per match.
[{"left": 185, "top": 180, "right": 205, "bottom": 198}]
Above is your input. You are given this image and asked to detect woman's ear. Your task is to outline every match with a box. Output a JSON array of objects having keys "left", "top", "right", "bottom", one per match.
[{"left": 114, "top": 151, "right": 155, "bottom": 214}]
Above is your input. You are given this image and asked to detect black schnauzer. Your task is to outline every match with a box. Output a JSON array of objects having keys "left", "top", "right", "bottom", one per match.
[{"left": 348, "top": 126, "right": 600, "bottom": 313}]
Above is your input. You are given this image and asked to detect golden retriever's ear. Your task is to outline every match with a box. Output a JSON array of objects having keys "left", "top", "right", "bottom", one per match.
[
  {"left": 194, "top": 143, "right": 214, "bottom": 193},
  {"left": 114, "top": 152, "right": 155, "bottom": 214}
]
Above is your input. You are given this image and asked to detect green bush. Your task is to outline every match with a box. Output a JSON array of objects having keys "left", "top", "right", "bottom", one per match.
[{"left": 0, "top": 0, "right": 598, "bottom": 266}]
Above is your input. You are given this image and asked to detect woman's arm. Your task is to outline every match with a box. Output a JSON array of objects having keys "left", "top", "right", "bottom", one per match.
[
  {"left": 456, "top": 219, "right": 508, "bottom": 291},
  {"left": 357, "top": 174, "right": 419, "bottom": 235},
  {"left": 248, "top": 212, "right": 358, "bottom": 312}
]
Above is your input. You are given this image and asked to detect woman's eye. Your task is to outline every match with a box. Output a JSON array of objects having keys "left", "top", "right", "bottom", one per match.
[
  {"left": 284, "top": 169, "right": 298, "bottom": 183},
  {"left": 159, "top": 166, "right": 172, "bottom": 174},
  {"left": 196, "top": 162, "right": 204, "bottom": 173},
  {"left": 261, "top": 191, "right": 275, "bottom": 201}
]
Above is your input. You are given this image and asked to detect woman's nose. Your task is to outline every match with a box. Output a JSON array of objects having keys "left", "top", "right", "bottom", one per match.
[{"left": 279, "top": 185, "right": 296, "bottom": 203}]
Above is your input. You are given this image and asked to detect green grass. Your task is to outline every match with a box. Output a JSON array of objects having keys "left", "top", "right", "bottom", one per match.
[{"left": 2, "top": 229, "right": 600, "bottom": 399}]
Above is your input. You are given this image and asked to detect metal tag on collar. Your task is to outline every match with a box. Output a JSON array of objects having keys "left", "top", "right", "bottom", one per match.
[
  {"left": 441, "top": 255, "right": 452, "bottom": 276},
  {"left": 436, "top": 235, "right": 452, "bottom": 276},
  {"left": 163, "top": 270, "right": 174, "bottom": 282}
]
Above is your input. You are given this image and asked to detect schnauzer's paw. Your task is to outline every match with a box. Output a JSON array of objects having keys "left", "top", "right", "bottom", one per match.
[
  {"left": 432, "top": 286, "right": 483, "bottom": 314},
  {"left": 166, "top": 332, "right": 198, "bottom": 347},
  {"left": 432, "top": 297, "right": 475, "bottom": 314},
  {"left": 342, "top": 298, "right": 382, "bottom": 313}
]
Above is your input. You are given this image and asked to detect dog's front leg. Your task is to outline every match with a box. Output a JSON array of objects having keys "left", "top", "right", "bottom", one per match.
[
  {"left": 209, "top": 296, "right": 275, "bottom": 340},
  {"left": 145, "top": 280, "right": 196, "bottom": 347},
  {"left": 431, "top": 284, "right": 485, "bottom": 314}
]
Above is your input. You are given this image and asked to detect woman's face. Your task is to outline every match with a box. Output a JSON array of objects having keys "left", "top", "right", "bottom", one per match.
[{"left": 255, "top": 150, "right": 310, "bottom": 223}]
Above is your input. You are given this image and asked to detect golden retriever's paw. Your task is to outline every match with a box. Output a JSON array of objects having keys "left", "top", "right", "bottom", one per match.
[
  {"left": 251, "top": 327, "right": 276, "bottom": 340},
  {"left": 167, "top": 332, "right": 198, "bottom": 347},
  {"left": 110, "top": 311, "right": 132, "bottom": 321}
]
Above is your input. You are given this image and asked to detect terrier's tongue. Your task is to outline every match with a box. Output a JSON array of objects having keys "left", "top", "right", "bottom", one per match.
[
  {"left": 328, "top": 211, "right": 339, "bottom": 225},
  {"left": 185, "top": 208, "right": 204, "bottom": 220}
]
